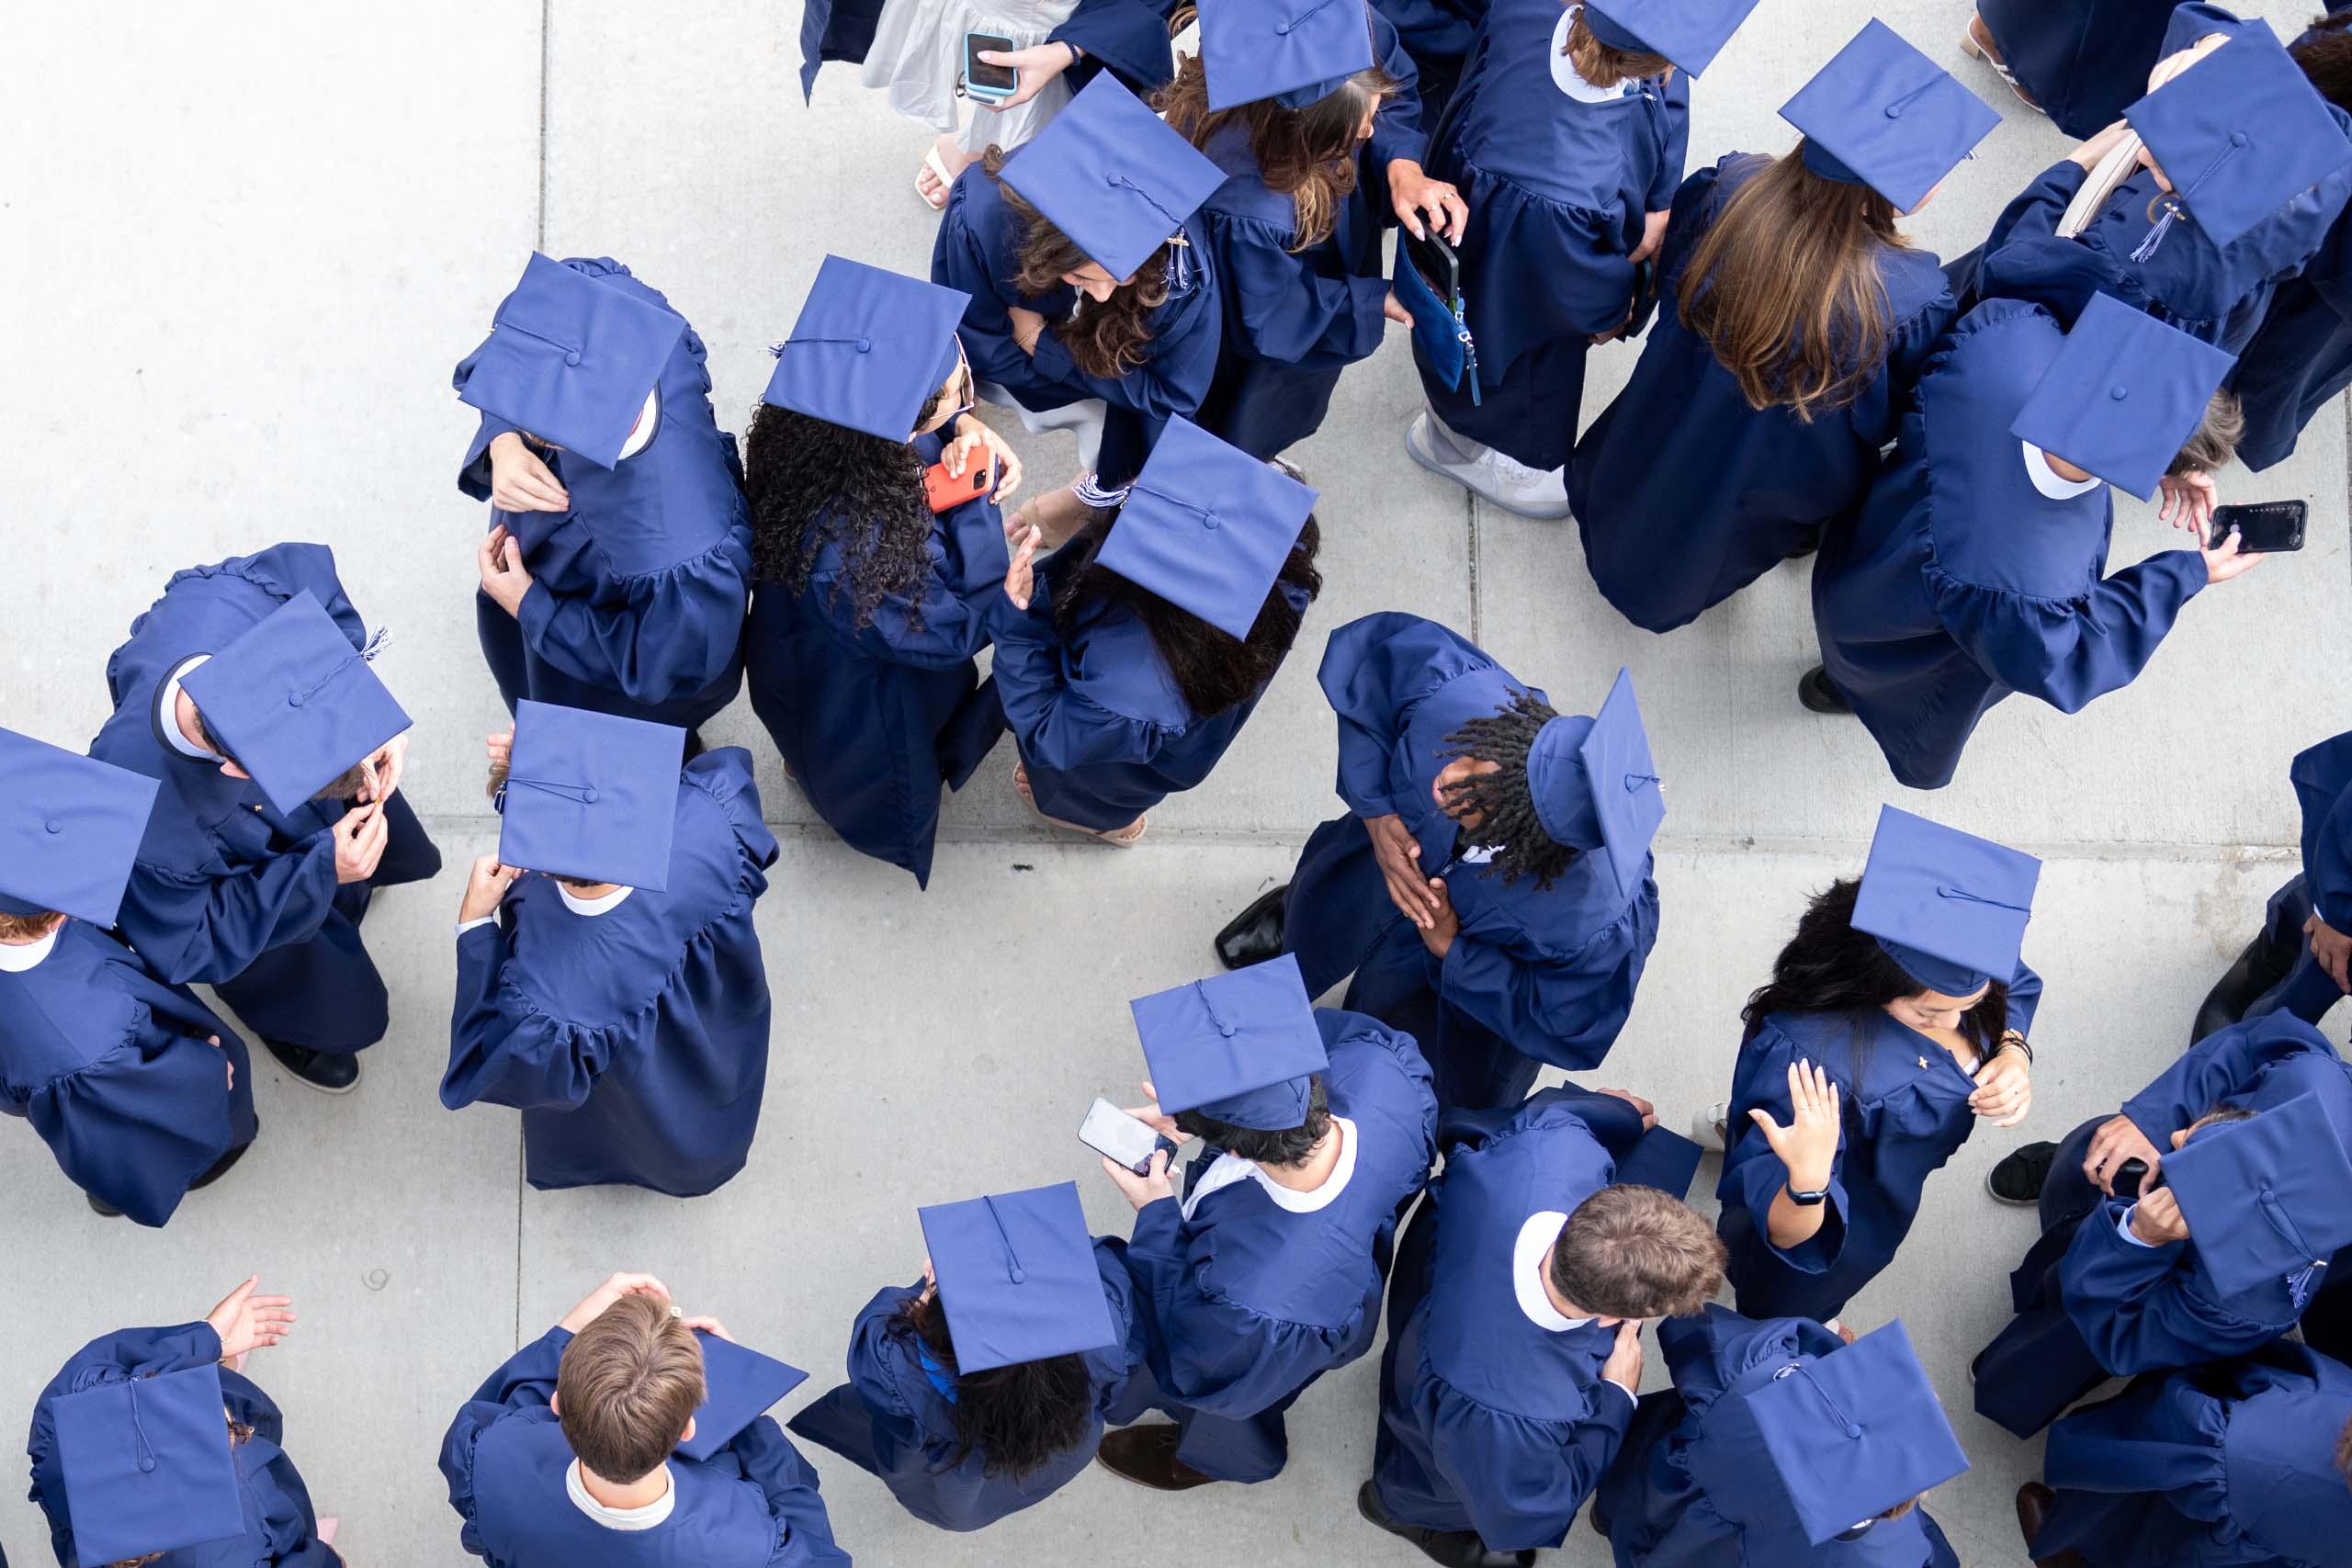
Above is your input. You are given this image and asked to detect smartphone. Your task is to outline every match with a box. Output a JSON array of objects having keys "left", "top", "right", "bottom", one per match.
[
  {"left": 964, "top": 32, "right": 1018, "bottom": 100},
  {"left": 1402, "top": 227, "right": 1460, "bottom": 303},
  {"left": 2110, "top": 1157, "right": 2149, "bottom": 1201},
  {"left": 923, "top": 451, "right": 994, "bottom": 513},
  {"left": 1623, "top": 258, "right": 1660, "bottom": 340},
  {"left": 2209, "top": 500, "right": 2306, "bottom": 554},
  {"left": 1080, "top": 1097, "right": 1173, "bottom": 1176}
]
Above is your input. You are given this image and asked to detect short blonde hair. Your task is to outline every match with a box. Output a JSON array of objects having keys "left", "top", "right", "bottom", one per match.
[
  {"left": 0, "top": 909, "right": 63, "bottom": 943},
  {"left": 555, "top": 1293, "right": 707, "bottom": 1483}
]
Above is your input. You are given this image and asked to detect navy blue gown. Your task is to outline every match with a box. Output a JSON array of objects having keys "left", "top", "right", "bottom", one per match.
[
  {"left": 1811, "top": 299, "right": 2209, "bottom": 790},
  {"left": 1977, "top": 0, "right": 2185, "bottom": 138},
  {"left": 744, "top": 431, "right": 1009, "bottom": 888},
  {"left": 1571, "top": 154, "right": 1956, "bottom": 632},
  {"left": 2033, "top": 1341, "right": 2352, "bottom": 1567},
  {"left": 1716, "top": 973, "right": 2043, "bottom": 1325},
  {"left": 1284, "top": 613, "right": 1659, "bottom": 1114},
  {"left": 1104, "top": 1008, "right": 1438, "bottom": 1482},
  {"left": 440, "top": 1327, "right": 849, "bottom": 1567},
  {"left": 1419, "top": 0, "right": 1687, "bottom": 470},
  {"left": 1374, "top": 0, "right": 1486, "bottom": 118},
  {"left": 931, "top": 167, "right": 1222, "bottom": 488},
  {"left": 783, "top": 1245, "right": 1143, "bottom": 1531},
  {"left": 88, "top": 543, "right": 442, "bottom": 1054},
  {"left": 442, "top": 750, "right": 776, "bottom": 1198},
  {"left": 0, "top": 919, "right": 254, "bottom": 1226},
  {"left": 28, "top": 1322, "right": 340, "bottom": 1567},
  {"left": 2244, "top": 731, "right": 2352, "bottom": 1027},
  {"left": 456, "top": 257, "right": 752, "bottom": 735}
]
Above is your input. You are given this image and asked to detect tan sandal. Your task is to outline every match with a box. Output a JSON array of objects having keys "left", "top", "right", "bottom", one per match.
[
  {"left": 1962, "top": 16, "right": 2044, "bottom": 114},
  {"left": 916, "top": 145, "right": 957, "bottom": 211},
  {"left": 1014, "top": 763, "right": 1148, "bottom": 846}
]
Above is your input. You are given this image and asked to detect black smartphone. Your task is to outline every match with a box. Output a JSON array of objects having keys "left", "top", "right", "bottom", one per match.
[
  {"left": 2110, "top": 1156, "right": 2149, "bottom": 1201},
  {"left": 2209, "top": 500, "right": 2306, "bottom": 553},
  {"left": 964, "top": 32, "right": 1018, "bottom": 98},
  {"left": 1623, "top": 258, "right": 1659, "bottom": 339},
  {"left": 1403, "top": 227, "right": 1460, "bottom": 302}
]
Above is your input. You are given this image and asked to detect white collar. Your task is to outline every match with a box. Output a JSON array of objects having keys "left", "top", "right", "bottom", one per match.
[
  {"left": 158, "top": 654, "right": 220, "bottom": 761},
  {"left": 1459, "top": 843, "right": 1498, "bottom": 865},
  {"left": 0, "top": 927, "right": 61, "bottom": 972},
  {"left": 2022, "top": 442, "right": 2105, "bottom": 500},
  {"left": 556, "top": 884, "right": 634, "bottom": 917},
  {"left": 617, "top": 388, "right": 661, "bottom": 461},
  {"left": 565, "top": 1460, "right": 675, "bottom": 1531},
  {"left": 1552, "top": 7, "right": 1634, "bottom": 102},
  {"left": 1181, "top": 1117, "right": 1359, "bottom": 1220},
  {"left": 1514, "top": 1212, "right": 1591, "bottom": 1333}
]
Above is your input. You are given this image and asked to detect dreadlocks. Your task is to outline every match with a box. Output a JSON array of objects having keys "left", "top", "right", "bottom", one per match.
[{"left": 1438, "top": 690, "right": 1578, "bottom": 890}]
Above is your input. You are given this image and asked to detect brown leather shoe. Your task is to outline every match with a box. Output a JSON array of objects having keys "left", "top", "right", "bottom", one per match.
[
  {"left": 1094, "top": 1425, "right": 1218, "bottom": 1491},
  {"left": 2016, "top": 1482, "right": 2089, "bottom": 1567}
]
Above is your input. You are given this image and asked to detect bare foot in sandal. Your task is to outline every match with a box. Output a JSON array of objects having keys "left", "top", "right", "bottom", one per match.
[
  {"left": 917, "top": 136, "right": 977, "bottom": 210},
  {"left": 1013, "top": 763, "right": 1147, "bottom": 846}
]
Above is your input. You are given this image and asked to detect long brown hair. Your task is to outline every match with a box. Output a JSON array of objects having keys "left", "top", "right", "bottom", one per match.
[
  {"left": 1678, "top": 150, "right": 1906, "bottom": 423},
  {"left": 1154, "top": 48, "right": 1391, "bottom": 252},
  {"left": 982, "top": 148, "right": 1172, "bottom": 378}
]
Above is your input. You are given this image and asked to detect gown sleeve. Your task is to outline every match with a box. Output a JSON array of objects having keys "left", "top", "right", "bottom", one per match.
[
  {"left": 2005, "top": 957, "right": 2046, "bottom": 1039},
  {"left": 28, "top": 1323, "right": 228, "bottom": 1564},
  {"left": 1051, "top": 0, "right": 1177, "bottom": 96},
  {"left": 1429, "top": 901, "right": 1648, "bottom": 1073},
  {"left": 440, "top": 1327, "right": 571, "bottom": 1553},
  {"left": 824, "top": 499, "right": 1008, "bottom": 671},
  {"left": 1647, "top": 72, "right": 1690, "bottom": 214},
  {"left": 1716, "top": 1026, "right": 1852, "bottom": 1276},
  {"left": 1091, "top": 1236, "right": 1149, "bottom": 1407},
  {"left": 1657, "top": 1307, "right": 1844, "bottom": 1413},
  {"left": 720, "top": 1416, "right": 854, "bottom": 1568},
  {"left": 1423, "top": 1382, "right": 1634, "bottom": 1552},
  {"left": 2120, "top": 1013, "right": 2335, "bottom": 1146},
  {"left": 1363, "top": 12, "right": 1430, "bottom": 175},
  {"left": 1316, "top": 613, "right": 1491, "bottom": 818},
  {"left": 1025, "top": 273, "right": 1220, "bottom": 427},
  {"left": 2043, "top": 1371, "right": 2233, "bottom": 1510},
  {"left": 26, "top": 1019, "right": 239, "bottom": 1227},
  {"left": 841, "top": 1283, "right": 925, "bottom": 1451},
  {"left": 2290, "top": 731, "right": 2352, "bottom": 930},
  {"left": 119, "top": 834, "right": 341, "bottom": 987},
  {"left": 455, "top": 412, "right": 528, "bottom": 502},
  {"left": 2060, "top": 1202, "right": 2285, "bottom": 1375},
  {"left": 990, "top": 594, "right": 1168, "bottom": 772},
  {"left": 1984, "top": 160, "right": 2089, "bottom": 255},
  {"left": 438, "top": 922, "right": 607, "bottom": 1113},
  {"left": 223, "top": 1371, "right": 340, "bottom": 1568},
  {"left": 1211, "top": 209, "right": 1393, "bottom": 368},
  {"left": 1928, "top": 549, "right": 2207, "bottom": 715},
  {"left": 1118, "top": 1198, "right": 1346, "bottom": 1418},
  {"left": 513, "top": 533, "right": 752, "bottom": 706}
]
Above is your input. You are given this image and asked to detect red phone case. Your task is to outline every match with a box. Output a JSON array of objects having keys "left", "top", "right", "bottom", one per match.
[{"left": 924, "top": 453, "right": 994, "bottom": 513}]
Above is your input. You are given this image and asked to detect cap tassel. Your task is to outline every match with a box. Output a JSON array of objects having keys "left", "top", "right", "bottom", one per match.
[
  {"left": 2130, "top": 195, "right": 2184, "bottom": 264},
  {"left": 981, "top": 1194, "right": 1027, "bottom": 1284},
  {"left": 2257, "top": 1187, "right": 2327, "bottom": 1309},
  {"left": 1107, "top": 173, "right": 1191, "bottom": 243},
  {"left": 1193, "top": 979, "right": 1238, "bottom": 1039},
  {"left": 498, "top": 319, "right": 585, "bottom": 365},
  {"left": 503, "top": 776, "right": 601, "bottom": 805},
  {"left": 129, "top": 1378, "right": 158, "bottom": 1475},
  {"left": 287, "top": 626, "right": 393, "bottom": 706},
  {"left": 1275, "top": 0, "right": 1345, "bottom": 35},
  {"left": 1623, "top": 772, "right": 1659, "bottom": 793},
  {"left": 1788, "top": 1362, "right": 1867, "bottom": 1440},
  {"left": 1071, "top": 473, "right": 1132, "bottom": 510},
  {"left": 1935, "top": 884, "right": 2032, "bottom": 914}
]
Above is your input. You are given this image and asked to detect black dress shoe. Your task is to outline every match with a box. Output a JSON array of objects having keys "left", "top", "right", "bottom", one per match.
[
  {"left": 190, "top": 1127, "right": 257, "bottom": 1191},
  {"left": 1094, "top": 1426, "right": 1217, "bottom": 1491},
  {"left": 1986, "top": 1140, "right": 2057, "bottom": 1206},
  {"left": 1357, "top": 1479, "right": 1534, "bottom": 1568},
  {"left": 1797, "top": 665, "right": 1853, "bottom": 715},
  {"left": 2015, "top": 1481, "right": 2088, "bottom": 1565},
  {"left": 2191, "top": 925, "right": 2301, "bottom": 1044},
  {"left": 86, "top": 1191, "right": 124, "bottom": 1218},
  {"left": 1214, "top": 885, "right": 1290, "bottom": 970},
  {"left": 265, "top": 1040, "right": 362, "bottom": 1094}
]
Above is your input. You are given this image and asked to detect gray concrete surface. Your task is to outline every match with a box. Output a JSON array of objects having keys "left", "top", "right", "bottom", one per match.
[{"left": 3, "top": 1, "right": 2347, "bottom": 1562}]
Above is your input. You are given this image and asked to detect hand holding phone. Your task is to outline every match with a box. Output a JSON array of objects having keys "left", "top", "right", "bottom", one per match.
[
  {"left": 2207, "top": 500, "right": 2306, "bottom": 554},
  {"left": 925, "top": 451, "right": 996, "bottom": 513},
  {"left": 964, "top": 32, "right": 1018, "bottom": 101},
  {"left": 1080, "top": 1097, "right": 1177, "bottom": 1176}
]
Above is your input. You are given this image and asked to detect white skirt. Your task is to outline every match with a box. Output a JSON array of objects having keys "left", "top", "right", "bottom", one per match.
[{"left": 860, "top": 0, "right": 1082, "bottom": 153}]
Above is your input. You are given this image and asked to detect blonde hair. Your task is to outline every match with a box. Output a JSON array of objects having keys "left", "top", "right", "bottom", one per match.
[
  {"left": 0, "top": 908, "right": 63, "bottom": 943},
  {"left": 555, "top": 1293, "right": 707, "bottom": 1483},
  {"left": 1564, "top": 10, "right": 1672, "bottom": 86}
]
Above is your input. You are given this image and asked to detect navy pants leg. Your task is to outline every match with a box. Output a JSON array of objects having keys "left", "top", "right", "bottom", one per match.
[
  {"left": 2246, "top": 874, "right": 2348, "bottom": 1026},
  {"left": 1973, "top": 1115, "right": 2114, "bottom": 1437}
]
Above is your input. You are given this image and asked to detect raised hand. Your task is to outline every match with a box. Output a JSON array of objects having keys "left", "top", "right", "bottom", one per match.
[
  {"left": 558, "top": 1272, "right": 673, "bottom": 1334},
  {"left": 206, "top": 1276, "right": 296, "bottom": 1363},
  {"left": 487, "top": 432, "right": 570, "bottom": 513},
  {"left": 2083, "top": 1113, "right": 2165, "bottom": 1196},
  {"left": 1747, "top": 1058, "right": 1841, "bottom": 1193}
]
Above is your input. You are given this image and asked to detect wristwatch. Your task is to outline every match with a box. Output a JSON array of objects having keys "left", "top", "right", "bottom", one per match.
[{"left": 1786, "top": 1186, "right": 1829, "bottom": 1207}]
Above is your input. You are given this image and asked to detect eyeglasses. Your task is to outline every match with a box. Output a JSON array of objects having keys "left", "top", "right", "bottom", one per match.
[{"left": 943, "top": 337, "right": 976, "bottom": 426}]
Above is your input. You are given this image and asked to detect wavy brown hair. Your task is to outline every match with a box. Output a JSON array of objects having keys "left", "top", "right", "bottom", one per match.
[
  {"left": 983, "top": 147, "right": 1171, "bottom": 379},
  {"left": 2296, "top": 10, "right": 2352, "bottom": 109},
  {"left": 1154, "top": 39, "right": 1392, "bottom": 252},
  {"left": 1562, "top": 8, "right": 1672, "bottom": 85},
  {"left": 1679, "top": 150, "right": 1907, "bottom": 423}
]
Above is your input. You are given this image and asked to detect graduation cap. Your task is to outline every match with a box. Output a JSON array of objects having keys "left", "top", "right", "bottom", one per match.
[
  {"left": 458, "top": 253, "right": 686, "bottom": 469},
  {"left": 2008, "top": 291, "right": 2235, "bottom": 501},
  {"left": 1780, "top": 19, "right": 1999, "bottom": 213},
  {"left": 1849, "top": 805, "right": 2040, "bottom": 998},
  {"left": 1130, "top": 953, "right": 1329, "bottom": 1130},
  {"left": 1199, "top": 0, "right": 1377, "bottom": 112},
  {"left": 763, "top": 255, "right": 971, "bottom": 444},
  {"left": 0, "top": 728, "right": 160, "bottom": 928},
  {"left": 674, "top": 1333, "right": 808, "bottom": 1461},
  {"left": 495, "top": 700, "right": 684, "bottom": 892},
  {"left": 1743, "top": 1320, "right": 1970, "bottom": 1545},
  {"left": 2164, "top": 1092, "right": 2352, "bottom": 1303},
  {"left": 1524, "top": 668, "right": 1664, "bottom": 900},
  {"left": 999, "top": 76, "right": 1226, "bottom": 284},
  {"left": 1096, "top": 417, "right": 1317, "bottom": 640},
  {"left": 2124, "top": 24, "right": 2352, "bottom": 255},
  {"left": 918, "top": 1182, "right": 1121, "bottom": 1372},
  {"left": 179, "top": 592, "right": 411, "bottom": 818},
  {"left": 1583, "top": 0, "right": 1762, "bottom": 79},
  {"left": 51, "top": 1363, "right": 246, "bottom": 1564}
]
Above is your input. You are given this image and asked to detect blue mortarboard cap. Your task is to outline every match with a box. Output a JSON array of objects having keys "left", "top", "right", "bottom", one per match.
[
  {"left": 1524, "top": 668, "right": 1663, "bottom": 899},
  {"left": 1780, "top": 19, "right": 1999, "bottom": 212},
  {"left": 1001, "top": 77, "right": 1226, "bottom": 283},
  {"left": 763, "top": 255, "right": 972, "bottom": 444},
  {"left": 675, "top": 1333, "right": 808, "bottom": 1461},
  {"left": 52, "top": 1364, "right": 246, "bottom": 1564},
  {"left": 1583, "top": 0, "right": 1761, "bottom": 78},
  {"left": 1096, "top": 418, "right": 1317, "bottom": 639},
  {"left": 2125, "top": 24, "right": 2352, "bottom": 255},
  {"left": 1130, "top": 954, "right": 1329, "bottom": 1130},
  {"left": 918, "top": 1182, "right": 1121, "bottom": 1372},
  {"left": 2008, "top": 291, "right": 2235, "bottom": 500},
  {"left": 1199, "top": 0, "right": 1376, "bottom": 112},
  {"left": 1744, "top": 1321, "right": 1970, "bottom": 1545},
  {"left": 458, "top": 254, "right": 686, "bottom": 469},
  {"left": 0, "top": 730, "right": 159, "bottom": 927},
  {"left": 1849, "top": 806, "right": 2041, "bottom": 997},
  {"left": 2164, "top": 1093, "right": 2352, "bottom": 1301},
  {"left": 496, "top": 700, "right": 684, "bottom": 892},
  {"left": 180, "top": 592, "right": 411, "bottom": 818}
]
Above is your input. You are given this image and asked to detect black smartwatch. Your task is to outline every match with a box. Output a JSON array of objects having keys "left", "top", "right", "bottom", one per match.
[{"left": 1786, "top": 1186, "right": 1829, "bottom": 1207}]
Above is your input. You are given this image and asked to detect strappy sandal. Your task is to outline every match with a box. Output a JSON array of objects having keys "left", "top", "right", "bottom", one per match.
[
  {"left": 1014, "top": 762, "right": 1148, "bottom": 847},
  {"left": 916, "top": 145, "right": 956, "bottom": 211},
  {"left": 1962, "top": 16, "right": 2045, "bottom": 114}
]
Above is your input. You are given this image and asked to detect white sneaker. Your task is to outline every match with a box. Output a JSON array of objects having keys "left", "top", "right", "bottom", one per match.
[
  {"left": 1691, "top": 1102, "right": 1729, "bottom": 1152},
  {"left": 1405, "top": 412, "right": 1573, "bottom": 521}
]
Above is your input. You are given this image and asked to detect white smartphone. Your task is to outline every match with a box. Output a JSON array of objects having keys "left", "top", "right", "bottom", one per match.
[{"left": 1080, "top": 1097, "right": 1169, "bottom": 1175}]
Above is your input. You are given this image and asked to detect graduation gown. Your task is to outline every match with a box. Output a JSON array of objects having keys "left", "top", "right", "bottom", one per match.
[
  {"left": 744, "top": 431, "right": 1009, "bottom": 889},
  {"left": 1373, "top": 1090, "right": 1648, "bottom": 1551},
  {"left": 442, "top": 750, "right": 777, "bottom": 1198},
  {"left": 931, "top": 168, "right": 1222, "bottom": 488},
  {"left": 1716, "top": 976, "right": 2043, "bottom": 1324},
  {"left": 88, "top": 542, "right": 442, "bottom": 1053},
  {"left": 0, "top": 919, "right": 254, "bottom": 1226},
  {"left": 2033, "top": 1341, "right": 2352, "bottom": 1567},
  {"left": 1811, "top": 299, "right": 2208, "bottom": 791},
  {"left": 1284, "top": 613, "right": 1658, "bottom": 1114},
  {"left": 440, "top": 1326, "right": 849, "bottom": 1568},
  {"left": 1571, "top": 155, "right": 1957, "bottom": 633},
  {"left": 455, "top": 257, "right": 752, "bottom": 735},
  {"left": 28, "top": 1322, "right": 340, "bottom": 1568},
  {"left": 2244, "top": 730, "right": 2352, "bottom": 1027},
  {"left": 1374, "top": 0, "right": 1487, "bottom": 118},
  {"left": 783, "top": 1244, "right": 1143, "bottom": 1531},
  {"left": 1104, "top": 1008, "right": 1438, "bottom": 1482},
  {"left": 1417, "top": 0, "right": 1687, "bottom": 470},
  {"left": 1976, "top": 0, "right": 2185, "bottom": 139},
  {"left": 1589, "top": 1306, "right": 1960, "bottom": 1568},
  {"left": 797, "top": 0, "right": 1177, "bottom": 103}
]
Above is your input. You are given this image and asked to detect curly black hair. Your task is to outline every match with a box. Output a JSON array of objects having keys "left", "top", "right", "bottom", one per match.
[
  {"left": 897, "top": 1289, "right": 1096, "bottom": 1481},
  {"left": 741, "top": 386, "right": 956, "bottom": 629},
  {"left": 1438, "top": 691, "right": 1578, "bottom": 891},
  {"left": 1170, "top": 1075, "right": 1332, "bottom": 1167}
]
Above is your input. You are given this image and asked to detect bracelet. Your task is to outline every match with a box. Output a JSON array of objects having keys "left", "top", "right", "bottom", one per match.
[
  {"left": 1997, "top": 1033, "right": 2034, "bottom": 1066},
  {"left": 1785, "top": 1186, "right": 1829, "bottom": 1207}
]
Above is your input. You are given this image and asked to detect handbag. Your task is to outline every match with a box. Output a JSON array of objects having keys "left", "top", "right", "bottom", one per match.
[{"left": 1393, "top": 242, "right": 1481, "bottom": 405}]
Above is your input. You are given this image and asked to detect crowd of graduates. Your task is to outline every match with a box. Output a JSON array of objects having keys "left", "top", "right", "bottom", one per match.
[{"left": 12, "top": 1, "right": 2352, "bottom": 1564}]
